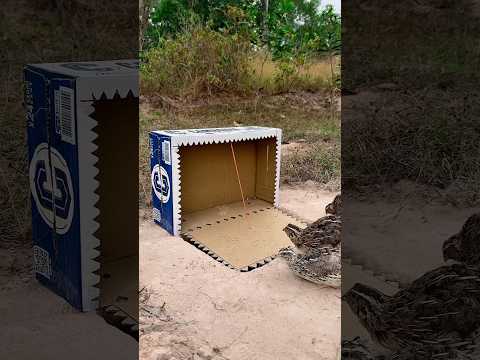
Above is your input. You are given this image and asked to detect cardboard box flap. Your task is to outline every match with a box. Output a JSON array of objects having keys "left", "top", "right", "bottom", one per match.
[
  {"left": 181, "top": 200, "right": 305, "bottom": 270},
  {"left": 27, "top": 60, "right": 138, "bottom": 78},
  {"left": 153, "top": 126, "right": 279, "bottom": 140}
]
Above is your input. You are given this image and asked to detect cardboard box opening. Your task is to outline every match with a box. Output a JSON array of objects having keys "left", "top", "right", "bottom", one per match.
[
  {"left": 177, "top": 137, "right": 304, "bottom": 270},
  {"left": 179, "top": 137, "right": 277, "bottom": 215},
  {"left": 93, "top": 95, "right": 139, "bottom": 323},
  {"left": 151, "top": 127, "right": 305, "bottom": 271}
]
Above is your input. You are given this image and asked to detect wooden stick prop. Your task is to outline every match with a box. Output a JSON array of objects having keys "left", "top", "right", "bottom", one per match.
[
  {"left": 266, "top": 144, "right": 269, "bottom": 175},
  {"left": 230, "top": 142, "right": 247, "bottom": 210}
]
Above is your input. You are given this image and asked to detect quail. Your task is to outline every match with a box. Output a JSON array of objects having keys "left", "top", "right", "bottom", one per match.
[
  {"left": 443, "top": 213, "right": 480, "bottom": 266},
  {"left": 278, "top": 246, "right": 341, "bottom": 288},
  {"left": 326, "top": 194, "right": 342, "bottom": 216},
  {"left": 343, "top": 263, "right": 480, "bottom": 358},
  {"left": 283, "top": 215, "right": 341, "bottom": 251},
  {"left": 342, "top": 337, "right": 383, "bottom": 360}
]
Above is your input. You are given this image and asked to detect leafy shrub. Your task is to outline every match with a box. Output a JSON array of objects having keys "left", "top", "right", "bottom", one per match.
[{"left": 141, "top": 24, "right": 254, "bottom": 98}]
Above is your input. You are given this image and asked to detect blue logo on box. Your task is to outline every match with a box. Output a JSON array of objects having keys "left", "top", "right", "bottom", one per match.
[
  {"left": 151, "top": 164, "right": 170, "bottom": 203},
  {"left": 29, "top": 143, "right": 74, "bottom": 234}
]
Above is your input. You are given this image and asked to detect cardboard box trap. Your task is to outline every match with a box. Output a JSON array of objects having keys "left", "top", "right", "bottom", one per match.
[
  {"left": 150, "top": 127, "right": 305, "bottom": 271},
  {"left": 25, "top": 60, "right": 139, "bottom": 339}
]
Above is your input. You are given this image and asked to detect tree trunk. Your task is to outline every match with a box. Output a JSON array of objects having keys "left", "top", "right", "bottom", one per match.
[
  {"left": 139, "top": 0, "right": 153, "bottom": 52},
  {"left": 262, "top": 0, "right": 269, "bottom": 43}
]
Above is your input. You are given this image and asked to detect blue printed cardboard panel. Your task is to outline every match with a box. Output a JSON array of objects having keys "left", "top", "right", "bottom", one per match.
[
  {"left": 25, "top": 66, "right": 83, "bottom": 310},
  {"left": 150, "top": 132, "right": 175, "bottom": 235}
]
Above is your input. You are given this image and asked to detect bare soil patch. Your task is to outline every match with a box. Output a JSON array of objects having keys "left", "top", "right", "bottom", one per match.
[
  {"left": 140, "top": 185, "right": 340, "bottom": 360},
  {"left": 0, "top": 281, "right": 138, "bottom": 359}
]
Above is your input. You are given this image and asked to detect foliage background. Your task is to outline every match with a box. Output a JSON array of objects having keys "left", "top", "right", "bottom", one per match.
[
  {"left": 142, "top": 0, "right": 340, "bottom": 59},
  {"left": 140, "top": 0, "right": 341, "bottom": 98}
]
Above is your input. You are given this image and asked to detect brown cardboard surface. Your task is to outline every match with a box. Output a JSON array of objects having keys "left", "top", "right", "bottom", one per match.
[
  {"left": 179, "top": 141, "right": 256, "bottom": 213},
  {"left": 92, "top": 95, "right": 139, "bottom": 320},
  {"left": 100, "top": 256, "right": 139, "bottom": 321},
  {"left": 182, "top": 199, "right": 273, "bottom": 230},
  {"left": 255, "top": 138, "right": 277, "bottom": 203},
  {"left": 178, "top": 136, "right": 281, "bottom": 269},
  {"left": 179, "top": 139, "right": 277, "bottom": 214},
  {"left": 93, "top": 95, "right": 139, "bottom": 262},
  {"left": 182, "top": 201, "right": 304, "bottom": 269}
]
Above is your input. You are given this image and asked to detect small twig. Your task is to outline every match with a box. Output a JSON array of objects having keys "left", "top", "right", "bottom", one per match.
[
  {"left": 217, "top": 326, "right": 249, "bottom": 352},
  {"left": 198, "top": 290, "right": 226, "bottom": 311},
  {"left": 230, "top": 143, "right": 246, "bottom": 210}
]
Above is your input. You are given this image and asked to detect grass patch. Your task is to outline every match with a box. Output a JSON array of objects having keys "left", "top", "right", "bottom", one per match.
[
  {"left": 343, "top": 88, "right": 480, "bottom": 192},
  {"left": 282, "top": 142, "right": 340, "bottom": 186},
  {"left": 251, "top": 53, "right": 339, "bottom": 79},
  {"left": 249, "top": 52, "right": 337, "bottom": 94}
]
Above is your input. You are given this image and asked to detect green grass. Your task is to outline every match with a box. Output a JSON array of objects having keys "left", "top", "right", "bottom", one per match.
[{"left": 282, "top": 142, "right": 340, "bottom": 187}]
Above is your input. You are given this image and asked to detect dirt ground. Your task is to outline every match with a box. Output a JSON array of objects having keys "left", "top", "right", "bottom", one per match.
[
  {"left": 0, "top": 278, "right": 138, "bottom": 359},
  {"left": 139, "top": 184, "right": 340, "bottom": 360}
]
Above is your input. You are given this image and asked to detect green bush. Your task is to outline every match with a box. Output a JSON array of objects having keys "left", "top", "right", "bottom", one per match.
[
  {"left": 141, "top": 24, "right": 254, "bottom": 98},
  {"left": 143, "top": 1, "right": 340, "bottom": 60}
]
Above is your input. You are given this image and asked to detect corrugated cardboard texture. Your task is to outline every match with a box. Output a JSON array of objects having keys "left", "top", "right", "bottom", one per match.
[
  {"left": 91, "top": 94, "right": 138, "bottom": 312},
  {"left": 179, "top": 139, "right": 277, "bottom": 214},
  {"left": 182, "top": 200, "right": 304, "bottom": 269},
  {"left": 182, "top": 199, "right": 272, "bottom": 229},
  {"left": 255, "top": 138, "right": 277, "bottom": 203},
  {"left": 93, "top": 95, "right": 138, "bottom": 262}
]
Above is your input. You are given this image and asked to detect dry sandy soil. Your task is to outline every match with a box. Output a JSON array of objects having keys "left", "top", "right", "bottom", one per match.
[
  {"left": 140, "top": 184, "right": 340, "bottom": 360},
  {"left": 0, "top": 277, "right": 138, "bottom": 359}
]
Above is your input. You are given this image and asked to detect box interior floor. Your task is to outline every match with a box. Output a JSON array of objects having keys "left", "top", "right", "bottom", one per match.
[
  {"left": 93, "top": 95, "right": 138, "bottom": 324},
  {"left": 179, "top": 138, "right": 303, "bottom": 270}
]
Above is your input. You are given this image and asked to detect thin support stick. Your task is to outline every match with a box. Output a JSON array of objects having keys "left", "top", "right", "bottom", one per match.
[
  {"left": 266, "top": 145, "right": 269, "bottom": 174},
  {"left": 230, "top": 142, "right": 246, "bottom": 210}
]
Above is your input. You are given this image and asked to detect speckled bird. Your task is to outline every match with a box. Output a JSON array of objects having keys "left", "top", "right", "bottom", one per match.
[
  {"left": 443, "top": 213, "right": 480, "bottom": 266},
  {"left": 326, "top": 194, "right": 342, "bottom": 216},
  {"left": 283, "top": 215, "right": 341, "bottom": 251},
  {"left": 343, "top": 264, "right": 480, "bottom": 358},
  {"left": 278, "top": 246, "right": 341, "bottom": 288},
  {"left": 342, "top": 337, "right": 381, "bottom": 360}
]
